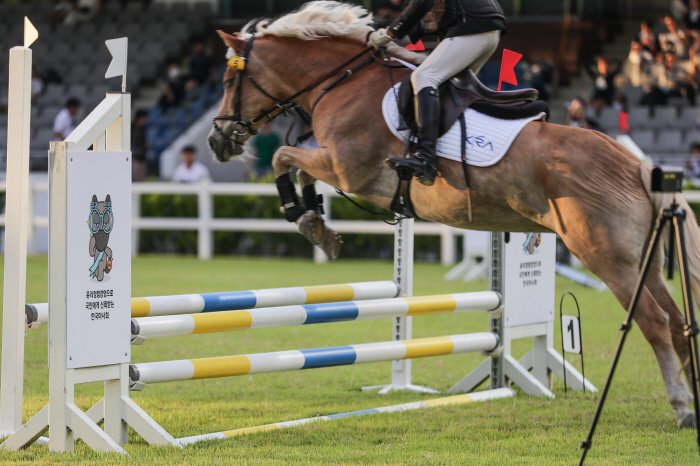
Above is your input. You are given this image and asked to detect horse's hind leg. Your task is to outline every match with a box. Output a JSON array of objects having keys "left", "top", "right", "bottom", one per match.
[
  {"left": 644, "top": 272, "right": 695, "bottom": 427},
  {"left": 272, "top": 146, "right": 341, "bottom": 260},
  {"left": 577, "top": 256, "right": 694, "bottom": 427}
]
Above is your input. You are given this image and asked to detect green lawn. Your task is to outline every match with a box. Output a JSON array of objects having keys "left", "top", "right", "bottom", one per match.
[{"left": 0, "top": 255, "right": 698, "bottom": 465}]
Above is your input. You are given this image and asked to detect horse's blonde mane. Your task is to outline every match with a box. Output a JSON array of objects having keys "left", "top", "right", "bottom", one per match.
[{"left": 239, "top": 1, "right": 424, "bottom": 63}]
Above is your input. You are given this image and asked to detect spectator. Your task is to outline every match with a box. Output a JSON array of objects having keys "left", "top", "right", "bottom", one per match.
[
  {"left": 50, "top": 0, "right": 74, "bottom": 26},
  {"left": 564, "top": 98, "right": 591, "bottom": 129},
  {"left": 374, "top": 0, "right": 405, "bottom": 25},
  {"left": 586, "top": 56, "right": 622, "bottom": 112},
  {"left": 172, "top": 146, "right": 210, "bottom": 183},
  {"left": 658, "top": 51, "right": 696, "bottom": 104},
  {"left": 159, "top": 63, "right": 186, "bottom": 109},
  {"left": 251, "top": 123, "right": 281, "bottom": 177},
  {"left": 636, "top": 20, "right": 658, "bottom": 54},
  {"left": 659, "top": 16, "right": 690, "bottom": 57},
  {"left": 53, "top": 98, "right": 81, "bottom": 140},
  {"left": 614, "top": 93, "right": 630, "bottom": 135},
  {"left": 686, "top": 143, "right": 700, "bottom": 178},
  {"left": 131, "top": 110, "right": 149, "bottom": 181},
  {"left": 188, "top": 42, "right": 215, "bottom": 85},
  {"left": 687, "top": 0, "right": 700, "bottom": 30}
]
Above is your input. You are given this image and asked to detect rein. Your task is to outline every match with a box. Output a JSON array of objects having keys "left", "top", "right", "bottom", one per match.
[{"left": 212, "top": 34, "right": 375, "bottom": 150}]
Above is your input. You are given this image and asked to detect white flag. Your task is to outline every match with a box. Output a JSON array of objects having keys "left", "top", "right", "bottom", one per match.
[
  {"left": 105, "top": 38, "right": 128, "bottom": 79},
  {"left": 24, "top": 17, "right": 38, "bottom": 48}
]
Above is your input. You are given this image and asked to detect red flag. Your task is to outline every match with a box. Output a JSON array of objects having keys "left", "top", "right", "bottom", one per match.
[
  {"left": 498, "top": 49, "right": 522, "bottom": 91},
  {"left": 406, "top": 40, "right": 425, "bottom": 51}
]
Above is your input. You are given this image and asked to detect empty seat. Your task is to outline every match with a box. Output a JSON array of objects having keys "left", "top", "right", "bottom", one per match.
[
  {"left": 627, "top": 106, "right": 651, "bottom": 130},
  {"left": 630, "top": 130, "right": 654, "bottom": 152},
  {"left": 36, "top": 83, "right": 66, "bottom": 107},
  {"left": 679, "top": 107, "right": 700, "bottom": 130},
  {"left": 597, "top": 108, "right": 619, "bottom": 133},
  {"left": 685, "top": 130, "right": 700, "bottom": 148},
  {"left": 654, "top": 129, "right": 683, "bottom": 152},
  {"left": 650, "top": 107, "right": 677, "bottom": 129},
  {"left": 31, "top": 129, "right": 55, "bottom": 149},
  {"left": 622, "top": 85, "right": 644, "bottom": 105}
]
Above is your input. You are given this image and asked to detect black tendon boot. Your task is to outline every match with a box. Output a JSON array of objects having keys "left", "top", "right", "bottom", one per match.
[{"left": 385, "top": 87, "right": 440, "bottom": 186}]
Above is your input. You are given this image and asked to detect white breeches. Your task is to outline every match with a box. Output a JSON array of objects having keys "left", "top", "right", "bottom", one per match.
[{"left": 410, "top": 30, "right": 501, "bottom": 92}]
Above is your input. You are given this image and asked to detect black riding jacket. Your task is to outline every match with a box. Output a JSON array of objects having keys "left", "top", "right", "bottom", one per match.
[{"left": 388, "top": 0, "right": 506, "bottom": 42}]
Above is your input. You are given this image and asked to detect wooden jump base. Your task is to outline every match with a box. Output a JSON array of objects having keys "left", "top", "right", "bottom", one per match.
[
  {"left": 24, "top": 280, "right": 400, "bottom": 325},
  {"left": 130, "top": 291, "right": 501, "bottom": 342},
  {"left": 176, "top": 388, "right": 516, "bottom": 446},
  {"left": 129, "top": 333, "right": 500, "bottom": 388}
]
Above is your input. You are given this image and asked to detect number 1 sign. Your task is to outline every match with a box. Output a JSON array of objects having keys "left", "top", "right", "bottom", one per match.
[{"left": 560, "top": 292, "right": 587, "bottom": 394}]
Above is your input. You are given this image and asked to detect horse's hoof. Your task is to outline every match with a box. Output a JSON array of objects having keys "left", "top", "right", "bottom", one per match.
[
  {"left": 297, "top": 211, "right": 324, "bottom": 245},
  {"left": 678, "top": 413, "right": 697, "bottom": 429},
  {"left": 321, "top": 228, "right": 342, "bottom": 261}
]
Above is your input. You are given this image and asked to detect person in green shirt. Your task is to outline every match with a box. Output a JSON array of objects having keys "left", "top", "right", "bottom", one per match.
[{"left": 252, "top": 123, "right": 281, "bottom": 177}]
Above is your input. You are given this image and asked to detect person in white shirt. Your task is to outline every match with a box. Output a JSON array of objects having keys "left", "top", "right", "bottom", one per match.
[
  {"left": 53, "top": 98, "right": 81, "bottom": 140},
  {"left": 172, "top": 146, "right": 210, "bottom": 183}
]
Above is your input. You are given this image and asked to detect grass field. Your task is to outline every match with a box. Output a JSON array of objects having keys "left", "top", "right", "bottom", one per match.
[{"left": 1, "top": 255, "right": 699, "bottom": 465}]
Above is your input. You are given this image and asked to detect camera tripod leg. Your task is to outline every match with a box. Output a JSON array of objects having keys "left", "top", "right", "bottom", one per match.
[
  {"left": 578, "top": 210, "right": 668, "bottom": 465},
  {"left": 672, "top": 212, "right": 700, "bottom": 446}
]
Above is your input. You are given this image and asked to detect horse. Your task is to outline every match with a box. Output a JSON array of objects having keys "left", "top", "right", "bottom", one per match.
[{"left": 207, "top": 1, "right": 700, "bottom": 428}]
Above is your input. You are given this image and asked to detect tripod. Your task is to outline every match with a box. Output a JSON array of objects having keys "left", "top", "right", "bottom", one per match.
[{"left": 579, "top": 197, "right": 700, "bottom": 465}]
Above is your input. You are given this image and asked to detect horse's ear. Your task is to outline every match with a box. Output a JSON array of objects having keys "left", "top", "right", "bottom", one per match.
[{"left": 217, "top": 30, "right": 246, "bottom": 53}]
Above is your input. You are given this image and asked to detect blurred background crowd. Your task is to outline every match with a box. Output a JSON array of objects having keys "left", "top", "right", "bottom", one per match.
[{"left": 2, "top": 0, "right": 698, "bottom": 183}]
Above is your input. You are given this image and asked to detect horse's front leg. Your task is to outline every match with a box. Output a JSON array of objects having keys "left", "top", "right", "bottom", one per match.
[{"left": 272, "top": 146, "right": 342, "bottom": 260}]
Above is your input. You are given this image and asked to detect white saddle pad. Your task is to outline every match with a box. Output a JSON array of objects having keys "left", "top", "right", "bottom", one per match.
[{"left": 381, "top": 83, "right": 546, "bottom": 167}]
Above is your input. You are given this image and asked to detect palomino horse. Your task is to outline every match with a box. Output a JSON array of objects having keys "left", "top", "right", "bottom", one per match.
[{"left": 208, "top": 1, "right": 699, "bottom": 428}]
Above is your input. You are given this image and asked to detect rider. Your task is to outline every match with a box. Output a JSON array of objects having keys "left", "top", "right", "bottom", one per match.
[{"left": 369, "top": 0, "right": 506, "bottom": 186}]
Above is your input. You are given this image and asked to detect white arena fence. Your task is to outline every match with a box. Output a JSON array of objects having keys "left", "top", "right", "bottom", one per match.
[{"left": 0, "top": 179, "right": 462, "bottom": 264}]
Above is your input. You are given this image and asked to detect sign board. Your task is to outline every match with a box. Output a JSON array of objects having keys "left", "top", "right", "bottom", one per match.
[
  {"left": 65, "top": 151, "right": 131, "bottom": 368},
  {"left": 503, "top": 232, "right": 556, "bottom": 328},
  {"left": 561, "top": 314, "right": 582, "bottom": 354}
]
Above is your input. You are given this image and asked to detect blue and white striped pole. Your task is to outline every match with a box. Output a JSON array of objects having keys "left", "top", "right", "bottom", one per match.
[
  {"left": 131, "top": 291, "right": 501, "bottom": 342},
  {"left": 129, "top": 333, "right": 499, "bottom": 388},
  {"left": 25, "top": 281, "right": 400, "bottom": 325},
  {"left": 176, "top": 388, "right": 516, "bottom": 446}
]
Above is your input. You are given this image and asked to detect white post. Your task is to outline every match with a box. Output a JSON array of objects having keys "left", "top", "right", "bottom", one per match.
[
  {"left": 313, "top": 183, "right": 330, "bottom": 264},
  {"left": 0, "top": 44, "right": 33, "bottom": 436},
  {"left": 197, "top": 180, "right": 212, "bottom": 260},
  {"left": 440, "top": 225, "right": 456, "bottom": 266},
  {"left": 132, "top": 192, "right": 140, "bottom": 256},
  {"left": 363, "top": 217, "right": 438, "bottom": 394}
]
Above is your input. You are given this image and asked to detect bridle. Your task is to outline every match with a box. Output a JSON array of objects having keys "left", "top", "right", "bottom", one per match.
[{"left": 212, "top": 33, "right": 376, "bottom": 152}]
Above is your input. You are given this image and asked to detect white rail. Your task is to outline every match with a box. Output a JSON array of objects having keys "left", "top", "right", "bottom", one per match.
[{"left": 0, "top": 179, "right": 460, "bottom": 264}]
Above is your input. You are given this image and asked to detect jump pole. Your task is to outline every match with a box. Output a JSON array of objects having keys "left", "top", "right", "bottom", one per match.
[
  {"left": 130, "top": 291, "right": 500, "bottom": 342},
  {"left": 129, "top": 333, "right": 500, "bottom": 387},
  {"left": 176, "top": 388, "right": 515, "bottom": 446},
  {"left": 24, "top": 280, "right": 401, "bottom": 326}
]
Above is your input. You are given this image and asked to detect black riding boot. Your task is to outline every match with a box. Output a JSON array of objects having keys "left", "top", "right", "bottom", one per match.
[{"left": 385, "top": 87, "right": 440, "bottom": 186}]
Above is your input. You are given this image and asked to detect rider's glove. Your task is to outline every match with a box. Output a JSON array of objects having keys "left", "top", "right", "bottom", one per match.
[{"left": 368, "top": 28, "right": 392, "bottom": 49}]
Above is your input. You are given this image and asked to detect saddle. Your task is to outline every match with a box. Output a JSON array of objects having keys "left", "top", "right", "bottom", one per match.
[{"left": 397, "top": 68, "right": 549, "bottom": 135}]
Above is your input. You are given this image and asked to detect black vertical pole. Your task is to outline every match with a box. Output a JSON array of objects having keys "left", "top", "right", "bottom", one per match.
[
  {"left": 579, "top": 212, "right": 668, "bottom": 465},
  {"left": 672, "top": 210, "right": 700, "bottom": 447}
]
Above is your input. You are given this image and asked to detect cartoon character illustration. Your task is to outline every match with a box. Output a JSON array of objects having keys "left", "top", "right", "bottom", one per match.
[
  {"left": 88, "top": 194, "right": 113, "bottom": 281},
  {"left": 523, "top": 232, "right": 541, "bottom": 255}
]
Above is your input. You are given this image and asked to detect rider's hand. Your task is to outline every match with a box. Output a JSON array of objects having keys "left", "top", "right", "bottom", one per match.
[{"left": 368, "top": 28, "right": 393, "bottom": 49}]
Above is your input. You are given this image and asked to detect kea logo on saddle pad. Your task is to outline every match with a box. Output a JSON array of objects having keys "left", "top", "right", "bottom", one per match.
[{"left": 382, "top": 82, "right": 546, "bottom": 167}]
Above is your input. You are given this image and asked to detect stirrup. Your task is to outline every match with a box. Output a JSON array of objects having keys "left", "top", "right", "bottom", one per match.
[{"left": 385, "top": 156, "right": 437, "bottom": 186}]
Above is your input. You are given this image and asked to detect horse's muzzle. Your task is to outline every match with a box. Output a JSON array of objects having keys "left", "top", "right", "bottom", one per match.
[{"left": 207, "top": 128, "right": 244, "bottom": 162}]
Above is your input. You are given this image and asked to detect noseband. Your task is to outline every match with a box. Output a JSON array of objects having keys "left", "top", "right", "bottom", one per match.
[{"left": 212, "top": 34, "right": 376, "bottom": 152}]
